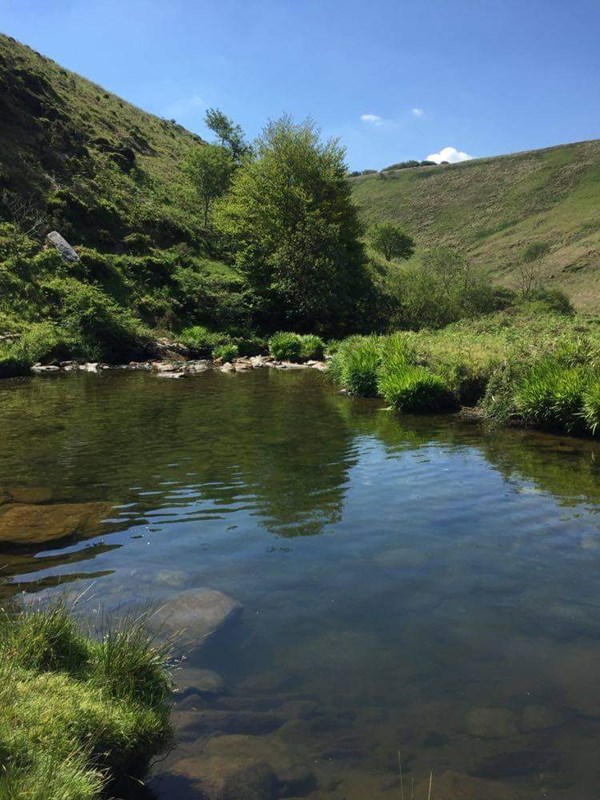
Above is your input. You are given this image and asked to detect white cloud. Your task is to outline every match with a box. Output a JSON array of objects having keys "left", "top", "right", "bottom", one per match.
[
  {"left": 360, "top": 113, "right": 383, "bottom": 125},
  {"left": 425, "top": 146, "right": 474, "bottom": 164},
  {"left": 412, "top": 108, "right": 425, "bottom": 118}
]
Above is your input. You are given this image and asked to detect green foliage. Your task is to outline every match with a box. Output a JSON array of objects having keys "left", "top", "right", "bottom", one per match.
[
  {"left": 513, "top": 360, "right": 586, "bottom": 433},
  {"left": 179, "top": 324, "right": 226, "bottom": 357},
  {"left": 329, "top": 336, "right": 383, "bottom": 396},
  {"left": 378, "top": 365, "right": 453, "bottom": 413},
  {"left": 204, "top": 107, "right": 252, "bottom": 162},
  {"left": 369, "top": 221, "right": 415, "bottom": 261},
  {"left": 523, "top": 241, "right": 551, "bottom": 262},
  {"left": 582, "top": 380, "right": 600, "bottom": 434},
  {"left": 299, "top": 334, "right": 325, "bottom": 360},
  {"left": 269, "top": 332, "right": 304, "bottom": 362},
  {"left": 0, "top": 600, "right": 172, "bottom": 800},
  {"left": 213, "top": 342, "right": 238, "bottom": 362},
  {"left": 217, "top": 116, "right": 370, "bottom": 334},
  {"left": 184, "top": 144, "right": 235, "bottom": 226}
]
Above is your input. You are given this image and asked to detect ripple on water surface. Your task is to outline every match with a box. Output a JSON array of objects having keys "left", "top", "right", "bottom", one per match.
[{"left": 1, "top": 369, "right": 600, "bottom": 798}]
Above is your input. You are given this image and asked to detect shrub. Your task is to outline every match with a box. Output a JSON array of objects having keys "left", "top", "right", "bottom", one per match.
[
  {"left": 329, "top": 336, "right": 382, "bottom": 396},
  {"left": 213, "top": 342, "right": 238, "bottom": 362},
  {"left": 378, "top": 364, "right": 454, "bottom": 413},
  {"left": 269, "top": 332, "right": 303, "bottom": 362},
  {"left": 179, "top": 325, "right": 225, "bottom": 357},
  {"left": 514, "top": 360, "right": 586, "bottom": 432},
  {"left": 299, "top": 334, "right": 325, "bottom": 360},
  {"left": 581, "top": 379, "right": 600, "bottom": 435}
]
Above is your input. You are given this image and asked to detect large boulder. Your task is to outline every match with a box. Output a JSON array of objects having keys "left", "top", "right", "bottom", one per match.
[
  {"left": 46, "top": 231, "right": 79, "bottom": 262},
  {"left": 0, "top": 501, "right": 113, "bottom": 546},
  {"left": 153, "top": 588, "right": 243, "bottom": 649}
]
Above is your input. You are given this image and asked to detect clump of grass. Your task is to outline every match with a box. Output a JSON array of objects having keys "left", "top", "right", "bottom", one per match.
[
  {"left": 269, "top": 332, "right": 304, "bottom": 362},
  {"left": 514, "top": 359, "right": 587, "bottom": 433},
  {"left": 329, "top": 335, "right": 383, "bottom": 396},
  {"left": 0, "top": 600, "right": 173, "bottom": 800},
  {"left": 213, "top": 342, "right": 239, "bottom": 363},
  {"left": 581, "top": 379, "right": 600, "bottom": 434},
  {"left": 379, "top": 364, "right": 454, "bottom": 413},
  {"left": 299, "top": 334, "right": 325, "bottom": 360}
]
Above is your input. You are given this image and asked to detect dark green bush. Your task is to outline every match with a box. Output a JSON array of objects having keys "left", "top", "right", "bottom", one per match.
[
  {"left": 213, "top": 342, "right": 238, "bottom": 362},
  {"left": 269, "top": 332, "right": 303, "bottom": 362},
  {"left": 329, "top": 336, "right": 382, "bottom": 396},
  {"left": 378, "top": 364, "right": 454, "bottom": 413},
  {"left": 179, "top": 325, "right": 225, "bottom": 357},
  {"left": 299, "top": 334, "right": 325, "bottom": 360}
]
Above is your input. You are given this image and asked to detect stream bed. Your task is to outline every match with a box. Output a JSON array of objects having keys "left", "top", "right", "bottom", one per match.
[{"left": 1, "top": 368, "right": 600, "bottom": 799}]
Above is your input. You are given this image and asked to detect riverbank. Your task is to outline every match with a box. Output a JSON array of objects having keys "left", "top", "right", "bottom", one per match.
[
  {"left": 329, "top": 307, "right": 600, "bottom": 437},
  {"left": 0, "top": 600, "right": 173, "bottom": 799}
]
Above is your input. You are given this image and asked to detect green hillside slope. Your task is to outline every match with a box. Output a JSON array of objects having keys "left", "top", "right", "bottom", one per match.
[
  {"left": 0, "top": 32, "right": 207, "bottom": 249},
  {"left": 351, "top": 140, "right": 600, "bottom": 311}
]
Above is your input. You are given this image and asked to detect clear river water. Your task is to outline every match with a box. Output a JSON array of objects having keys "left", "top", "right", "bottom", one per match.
[{"left": 1, "top": 368, "right": 600, "bottom": 799}]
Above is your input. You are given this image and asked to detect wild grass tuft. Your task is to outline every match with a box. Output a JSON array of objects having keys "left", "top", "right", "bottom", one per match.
[
  {"left": 0, "top": 599, "right": 173, "bottom": 800},
  {"left": 581, "top": 379, "right": 600, "bottom": 435},
  {"left": 378, "top": 365, "right": 454, "bottom": 413},
  {"left": 329, "top": 335, "right": 383, "bottom": 396}
]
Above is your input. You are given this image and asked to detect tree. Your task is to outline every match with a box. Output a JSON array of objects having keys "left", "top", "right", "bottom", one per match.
[
  {"left": 370, "top": 222, "right": 415, "bottom": 261},
  {"left": 204, "top": 108, "right": 252, "bottom": 162},
  {"left": 184, "top": 144, "right": 234, "bottom": 226},
  {"left": 216, "top": 116, "right": 370, "bottom": 333}
]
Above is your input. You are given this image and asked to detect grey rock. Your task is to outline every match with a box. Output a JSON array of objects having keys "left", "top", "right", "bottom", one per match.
[
  {"left": 154, "top": 587, "right": 243, "bottom": 648},
  {"left": 46, "top": 231, "right": 79, "bottom": 262},
  {"left": 465, "top": 707, "right": 519, "bottom": 739},
  {"left": 222, "top": 762, "right": 278, "bottom": 800},
  {"left": 177, "top": 667, "right": 225, "bottom": 697}
]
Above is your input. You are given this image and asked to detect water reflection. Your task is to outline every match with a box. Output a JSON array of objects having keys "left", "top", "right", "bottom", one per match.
[{"left": 1, "top": 370, "right": 600, "bottom": 798}]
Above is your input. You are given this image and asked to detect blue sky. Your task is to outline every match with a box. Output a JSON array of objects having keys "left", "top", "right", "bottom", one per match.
[{"left": 2, "top": 0, "right": 599, "bottom": 170}]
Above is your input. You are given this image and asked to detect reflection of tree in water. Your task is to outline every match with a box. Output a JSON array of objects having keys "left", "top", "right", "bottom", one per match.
[
  {"left": 334, "top": 395, "right": 600, "bottom": 507},
  {"left": 0, "top": 370, "right": 357, "bottom": 547}
]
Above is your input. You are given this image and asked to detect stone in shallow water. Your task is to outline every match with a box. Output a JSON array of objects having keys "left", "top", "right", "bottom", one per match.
[
  {"left": 414, "top": 770, "right": 525, "bottom": 799},
  {"left": 153, "top": 588, "right": 243, "bottom": 649},
  {"left": 1, "top": 486, "right": 54, "bottom": 505},
  {"left": 520, "top": 704, "right": 564, "bottom": 732},
  {"left": 465, "top": 707, "right": 519, "bottom": 739},
  {"left": 169, "top": 733, "right": 315, "bottom": 799},
  {"left": 176, "top": 666, "right": 226, "bottom": 697},
  {"left": 552, "top": 640, "right": 600, "bottom": 715},
  {"left": 0, "top": 501, "right": 113, "bottom": 545}
]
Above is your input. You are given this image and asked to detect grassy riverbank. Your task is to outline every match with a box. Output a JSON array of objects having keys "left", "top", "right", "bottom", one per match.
[
  {"left": 0, "top": 601, "right": 173, "bottom": 799},
  {"left": 329, "top": 306, "right": 600, "bottom": 436}
]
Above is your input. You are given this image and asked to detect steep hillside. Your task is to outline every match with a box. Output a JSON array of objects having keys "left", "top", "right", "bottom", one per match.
[
  {"left": 351, "top": 140, "right": 600, "bottom": 311},
  {"left": 0, "top": 32, "right": 207, "bottom": 250}
]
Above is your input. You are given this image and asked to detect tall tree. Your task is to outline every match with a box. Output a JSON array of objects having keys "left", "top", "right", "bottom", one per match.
[
  {"left": 204, "top": 108, "right": 251, "bottom": 162},
  {"left": 216, "top": 116, "right": 370, "bottom": 333},
  {"left": 369, "top": 221, "right": 415, "bottom": 261},
  {"left": 184, "top": 144, "right": 234, "bottom": 226}
]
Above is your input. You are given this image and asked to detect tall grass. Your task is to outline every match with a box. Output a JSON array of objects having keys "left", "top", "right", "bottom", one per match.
[
  {"left": 329, "top": 309, "right": 600, "bottom": 434},
  {"left": 0, "top": 600, "right": 173, "bottom": 800}
]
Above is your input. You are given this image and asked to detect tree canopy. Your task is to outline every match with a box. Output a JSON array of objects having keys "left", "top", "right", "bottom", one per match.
[
  {"left": 216, "top": 116, "right": 371, "bottom": 333},
  {"left": 370, "top": 222, "right": 415, "bottom": 261},
  {"left": 204, "top": 107, "right": 252, "bottom": 162},
  {"left": 184, "top": 144, "right": 235, "bottom": 226}
]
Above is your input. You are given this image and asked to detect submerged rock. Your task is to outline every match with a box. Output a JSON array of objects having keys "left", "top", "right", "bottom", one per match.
[
  {"left": 176, "top": 667, "right": 226, "bottom": 697},
  {"left": 154, "top": 588, "right": 243, "bottom": 648},
  {"left": 0, "top": 501, "right": 113, "bottom": 546},
  {"left": 414, "top": 770, "right": 525, "bottom": 799},
  {"left": 170, "top": 732, "right": 315, "bottom": 800},
  {"left": 465, "top": 707, "right": 519, "bottom": 739}
]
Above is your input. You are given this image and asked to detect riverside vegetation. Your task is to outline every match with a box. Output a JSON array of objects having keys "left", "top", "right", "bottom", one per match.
[
  {"left": 0, "top": 31, "right": 599, "bottom": 422},
  {"left": 0, "top": 600, "right": 173, "bottom": 800}
]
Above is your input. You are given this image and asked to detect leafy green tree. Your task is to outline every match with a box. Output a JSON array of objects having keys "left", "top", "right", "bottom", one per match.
[
  {"left": 184, "top": 144, "right": 234, "bottom": 226},
  {"left": 216, "top": 116, "right": 370, "bottom": 333},
  {"left": 370, "top": 222, "right": 415, "bottom": 261},
  {"left": 204, "top": 108, "right": 251, "bottom": 162}
]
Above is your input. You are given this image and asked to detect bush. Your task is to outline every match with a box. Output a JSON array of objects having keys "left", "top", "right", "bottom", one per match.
[
  {"left": 514, "top": 359, "right": 586, "bottom": 433},
  {"left": 582, "top": 380, "right": 600, "bottom": 435},
  {"left": 299, "top": 334, "right": 325, "bottom": 360},
  {"left": 378, "top": 364, "right": 454, "bottom": 413},
  {"left": 269, "top": 332, "right": 303, "bottom": 362},
  {"left": 213, "top": 342, "right": 238, "bottom": 362},
  {"left": 179, "top": 325, "right": 225, "bottom": 357},
  {"left": 329, "top": 336, "right": 382, "bottom": 396}
]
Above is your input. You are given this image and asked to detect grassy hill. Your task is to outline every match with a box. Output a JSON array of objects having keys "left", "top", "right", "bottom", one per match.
[
  {"left": 0, "top": 32, "right": 208, "bottom": 250},
  {"left": 351, "top": 140, "right": 600, "bottom": 311}
]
